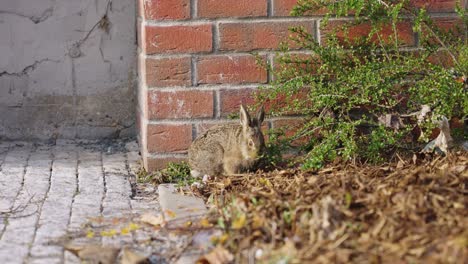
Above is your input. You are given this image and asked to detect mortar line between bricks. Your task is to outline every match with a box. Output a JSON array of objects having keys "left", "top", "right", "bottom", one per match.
[
  {"left": 146, "top": 116, "right": 305, "bottom": 125},
  {"left": 191, "top": 0, "right": 197, "bottom": 19},
  {"left": 146, "top": 153, "right": 188, "bottom": 159},
  {"left": 414, "top": 29, "right": 420, "bottom": 47},
  {"left": 192, "top": 124, "right": 197, "bottom": 140},
  {"left": 26, "top": 146, "right": 53, "bottom": 261},
  {"left": 316, "top": 19, "right": 322, "bottom": 45},
  {"left": 214, "top": 90, "right": 220, "bottom": 118},
  {"left": 62, "top": 148, "right": 80, "bottom": 262},
  {"left": 190, "top": 56, "right": 198, "bottom": 86},
  {"left": 145, "top": 45, "right": 422, "bottom": 63},
  {"left": 267, "top": 53, "right": 274, "bottom": 83},
  {"left": 0, "top": 145, "right": 34, "bottom": 241},
  {"left": 146, "top": 84, "right": 263, "bottom": 92},
  {"left": 267, "top": 0, "right": 273, "bottom": 17},
  {"left": 143, "top": 12, "right": 460, "bottom": 26},
  {"left": 212, "top": 22, "right": 219, "bottom": 52},
  {"left": 145, "top": 50, "right": 312, "bottom": 58},
  {"left": 145, "top": 51, "right": 275, "bottom": 59},
  {"left": 144, "top": 17, "right": 328, "bottom": 26}
]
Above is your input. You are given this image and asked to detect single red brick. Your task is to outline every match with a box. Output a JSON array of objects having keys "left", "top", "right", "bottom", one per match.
[
  {"left": 272, "top": 118, "right": 304, "bottom": 136},
  {"left": 434, "top": 17, "right": 462, "bottom": 28},
  {"left": 258, "top": 87, "right": 309, "bottom": 115},
  {"left": 410, "top": 0, "right": 464, "bottom": 12},
  {"left": 196, "top": 121, "right": 234, "bottom": 136},
  {"left": 219, "top": 21, "right": 315, "bottom": 51},
  {"left": 322, "top": 20, "right": 415, "bottom": 47},
  {"left": 432, "top": 17, "right": 464, "bottom": 35},
  {"left": 272, "top": 118, "right": 309, "bottom": 146},
  {"left": 197, "top": 55, "right": 268, "bottom": 84},
  {"left": 219, "top": 88, "right": 257, "bottom": 116},
  {"left": 427, "top": 50, "right": 456, "bottom": 67},
  {"left": 143, "top": 0, "right": 190, "bottom": 20},
  {"left": 272, "top": 52, "right": 319, "bottom": 80},
  {"left": 145, "top": 156, "right": 187, "bottom": 171},
  {"left": 144, "top": 24, "right": 212, "bottom": 54},
  {"left": 196, "top": 120, "right": 269, "bottom": 140},
  {"left": 273, "top": 0, "right": 298, "bottom": 16},
  {"left": 420, "top": 18, "right": 463, "bottom": 48},
  {"left": 147, "top": 124, "right": 192, "bottom": 153},
  {"left": 198, "top": 0, "right": 267, "bottom": 18},
  {"left": 148, "top": 90, "right": 214, "bottom": 119},
  {"left": 145, "top": 57, "right": 191, "bottom": 87},
  {"left": 274, "top": 0, "right": 330, "bottom": 16}
]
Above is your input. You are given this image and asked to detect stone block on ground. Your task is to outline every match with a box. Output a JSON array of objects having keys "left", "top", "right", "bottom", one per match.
[{"left": 158, "top": 184, "right": 207, "bottom": 228}]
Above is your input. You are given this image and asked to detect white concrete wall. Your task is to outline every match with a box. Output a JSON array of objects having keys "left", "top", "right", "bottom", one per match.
[{"left": 0, "top": 0, "right": 136, "bottom": 140}]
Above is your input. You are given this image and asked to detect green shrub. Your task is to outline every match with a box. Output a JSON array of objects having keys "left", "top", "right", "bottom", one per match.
[{"left": 257, "top": 0, "right": 467, "bottom": 169}]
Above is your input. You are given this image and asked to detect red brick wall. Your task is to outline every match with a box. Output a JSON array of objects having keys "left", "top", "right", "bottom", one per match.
[{"left": 137, "top": 0, "right": 464, "bottom": 171}]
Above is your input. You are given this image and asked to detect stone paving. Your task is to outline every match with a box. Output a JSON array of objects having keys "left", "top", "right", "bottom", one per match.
[{"left": 0, "top": 140, "right": 160, "bottom": 264}]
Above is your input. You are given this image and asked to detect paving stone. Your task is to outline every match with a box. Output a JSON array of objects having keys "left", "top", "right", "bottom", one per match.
[
  {"left": 30, "top": 244, "right": 63, "bottom": 258},
  {"left": 35, "top": 222, "right": 68, "bottom": 242},
  {"left": 0, "top": 197, "right": 15, "bottom": 212},
  {"left": 0, "top": 242, "right": 29, "bottom": 264},
  {"left": 176, "top": 254, "right": 201, "bottom": 264},
  {"left": 102, "top": 234, "right": 134, "bottom": 246},
  {"left": 1, "top": 224, "right": 37, "bottom": 245},
  {"left": 158, "top": 184, "right": 207, "bottom": 227},
  {"left": 28, "top": 257, "right": 63, "bottom": 264},
  {"left": 102, "top": 203, "right": 132, "bottom": 217},
  {"left": 131, "top": 199, "right": 160, "bottom": 214},
  {"left": 64, "top": 250, "right": 81, "bottom": 264}
]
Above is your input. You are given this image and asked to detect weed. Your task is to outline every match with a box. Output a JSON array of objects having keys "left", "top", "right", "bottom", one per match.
[{"left": 136, "top": 162, "right": 195, "bottom": 186}]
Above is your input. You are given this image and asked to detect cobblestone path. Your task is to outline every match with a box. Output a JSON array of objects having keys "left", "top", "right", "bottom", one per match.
[{"left": 0, "top": 140, "right": 159, "bottom": 264}]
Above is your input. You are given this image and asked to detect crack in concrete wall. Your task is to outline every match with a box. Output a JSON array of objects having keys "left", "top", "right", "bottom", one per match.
[
  {"left": 0, "top": 0, "right": 136, "bottom": 141},
  {"left": 0, "top": 7, "right": 53, "bottom": 24},
  {"left": 0, "top": 59, "right": 59, "bottom": 77}
]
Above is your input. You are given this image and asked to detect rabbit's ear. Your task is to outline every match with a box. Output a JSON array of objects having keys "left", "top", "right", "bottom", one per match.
[
  {"left": 256, "top": 106, "right": 265, "bottom": 125},
  {"left": 240, "top": 104, "right": 251, "bottom": 127}
]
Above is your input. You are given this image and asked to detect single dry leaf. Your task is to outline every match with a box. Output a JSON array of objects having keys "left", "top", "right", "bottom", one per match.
[
  {"left": 100, "top": 229, "right": 118, "bottom": 237},
  {"left": 422, "top": 116, "right": 453, "bottom": 154},
  {"left": 140, "top": 213, "right": 165, "bottom": 227},
  {"left": 121, "top": 248, "right": 148, "bottom": 264},
  {"left": 65, "top": 244, "right": 119, "bottom": 264},
  {"left": 86, "top": 230, "right": 95, "bottom": 238},
  {"left": 232, "top": 213, "right": 247, "bottom": 229},
  {"left": 197, "top": 246, "right": 234, "bottom": 264},
  {"left": 165, "top": 209, "right": 177, "bottom": 218},
  {"left": 200, "top": 218, "right": 213, "bottom": 228}
]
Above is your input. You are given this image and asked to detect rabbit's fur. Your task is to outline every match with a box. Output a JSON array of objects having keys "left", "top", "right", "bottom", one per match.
[{"left": 189, "top": 105, "right": 265, "bottom": 177}]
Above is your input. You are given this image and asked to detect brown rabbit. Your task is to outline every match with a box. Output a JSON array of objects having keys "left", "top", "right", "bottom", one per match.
[{"left": 188, "top": 105, "right": 265, "bottom": 177}]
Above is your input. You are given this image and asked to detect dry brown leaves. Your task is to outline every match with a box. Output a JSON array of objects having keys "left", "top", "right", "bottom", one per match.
[{"left": 201, "top": 152, "right": 468, "bottom": 263}]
